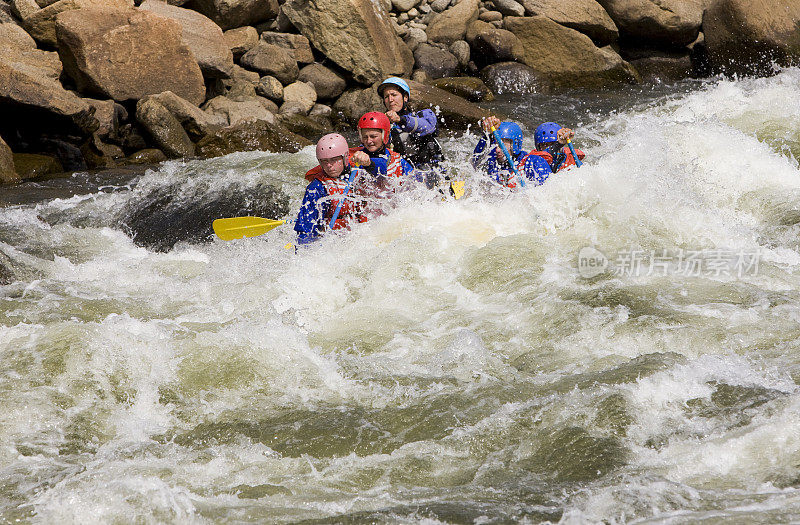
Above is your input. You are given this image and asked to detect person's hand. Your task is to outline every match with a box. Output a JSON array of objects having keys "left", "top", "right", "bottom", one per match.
[
  {"left": 386, "top": 110, "right": 401, "bottom": 124},
  {"left": 557, "top": 127, "right": 575, "bottom": 144},
  {"left": 352, "top": 150, "right": 371, "bottom": 167},
  {"left": 481, "top": 116, "right": 501, "bottom": 133}
]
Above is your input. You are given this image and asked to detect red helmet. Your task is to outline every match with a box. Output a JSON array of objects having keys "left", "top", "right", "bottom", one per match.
[
  {"left": 358, "top": 111, "right": 391, "bottom": 143},
  {"left": 316, "top": 133, "right": 349, "bottom": 161}
]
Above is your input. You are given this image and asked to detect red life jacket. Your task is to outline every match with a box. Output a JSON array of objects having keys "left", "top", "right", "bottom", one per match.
[
  {"left": 555, "top": 146, "right": 584, "bottom": 172},
  {"left": 498, "top": 151, "right": 544, "bottom": 189}
]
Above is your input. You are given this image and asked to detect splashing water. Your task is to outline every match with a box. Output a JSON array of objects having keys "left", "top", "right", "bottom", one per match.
[{"left": 2, "top": 69, "right": 800, "bottom": 524}]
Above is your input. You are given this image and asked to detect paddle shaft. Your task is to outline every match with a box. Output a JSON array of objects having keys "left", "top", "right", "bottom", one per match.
[
  {"left": 328, "top": 166, "right": 358, "bottom": 229},
  {"left": 567, "top": 139, "right": 582, "bottom": 168},
  {"left": 491, "top": 126, "right": 525, "bottom": 188}
]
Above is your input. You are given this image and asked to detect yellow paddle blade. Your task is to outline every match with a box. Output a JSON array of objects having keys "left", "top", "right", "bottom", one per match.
[
  {"left": 450, "top": 180, "right": 466, "bottom": 200},
  {"left": 212, "top": 216, "right": 287, "bottom": 241}
]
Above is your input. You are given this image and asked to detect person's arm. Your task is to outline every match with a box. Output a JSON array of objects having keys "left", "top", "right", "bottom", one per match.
[
  {"left": 472, "top": 135, "right": 491, "bottom": 169},
  {"left": 294, "top": 179, "right": 328, "bottom": 244},
  {"left": 399, "top": 109, "right": 437, "bottom": 136}
]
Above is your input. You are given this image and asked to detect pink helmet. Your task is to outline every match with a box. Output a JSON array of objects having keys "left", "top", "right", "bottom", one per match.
[{"left": 316, "top": 133, "right": 349, "bottom": 161}]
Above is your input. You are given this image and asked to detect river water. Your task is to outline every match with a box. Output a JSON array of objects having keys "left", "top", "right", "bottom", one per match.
[{"left": 2, "top": 68, "right": 800, "bottom": 524}]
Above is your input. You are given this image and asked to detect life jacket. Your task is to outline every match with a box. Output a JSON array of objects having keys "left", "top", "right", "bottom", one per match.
[
  {"left": 554, "top": 145, "right": 585, "bottom": 171},
  {"left": 304, "top": 148, "right": 361, "bottom": 182},
  {"left": 304, "top": 163, "right": 368, "bottom": 230},
  {"left": 492, "top": 150, "right": 530, "bottom": 189}
]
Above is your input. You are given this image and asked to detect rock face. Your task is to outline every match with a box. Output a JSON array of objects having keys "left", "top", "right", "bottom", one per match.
[
  {"left": 56, "top": 8, "right": 206, "bottom": 104},
  {"left": 426, "top": 0, "right": 479, "bottom": 45},
  {"left": 521, "top": 0, "right": 618, "bottom": 46},
  {"left": 505, "top": 15, "right": 639, "bottom": 88},
  {"left": 283, "top": 0, "right": 413, "bottom": 84},
  {"left": 188, "top": 0, "right": 278, "bottom": 30},
  {"left": 430, "top": 76, "right": 494, "bottom": 102},
  {"left": 0, "top": 135, "right": 20, "bottom": 184},
  {"left": 259, "top": 32, "right": 314, "bottom": 64},
  {"left": 139, "top": 0, "right": 234, "bottom": 79},
  {"left": 413, "top": 43, "right": 459, "bottom": 79},
  {"left": 470, "top": 26, "right": 524, "bottom": 68},
  {"left": 593, "top": 0, "right": 702, "bottom": 47},
  {"left": 703, "top": 0, "right": 800, "bottom": 76}
]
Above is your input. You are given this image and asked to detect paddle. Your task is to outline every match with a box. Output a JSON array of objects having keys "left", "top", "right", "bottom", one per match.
[
  {"left": 566, "top": 139, "right": 582, "bottom": 168},
  {"left": 212, "top": 216, "right": 290, "bottom": 241},
  {"left": 490, "top": 124, "right": 525, "bottom": 188},
  {"left": 328, "top": 165, "right": 358, "bottom": 229}
]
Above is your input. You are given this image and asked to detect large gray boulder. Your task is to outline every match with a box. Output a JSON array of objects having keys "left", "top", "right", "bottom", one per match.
[
  {"left": 470, "top": 25, "right": 524, "bottom": 68},
  {"left": 188, "top": 0, "right": 278, "bottom": 30},
  {"left": 22, "top": 0, "right": 131, "bottom": 46},
  {"left": 140, "top": 0, "right": 234, "bottom": 79},
  {"left": 0, "top": 23, "right": 98, "bottom": 133},
  {"left": 298, "top": 63, "right": 346, "bottom": 100},
  {"left": 703, "top": 0, "right": 800, "bottom": 76},
  {"left": 0, "top": 135, "right": 20, "bottom": 184},
  {"left": 282, "top": 0, "right": 413, "bottom": 84},
  {"left": 593, "top": 0, "right": 704, "bottom": 47},
  {"left": 426, "top": 0, "right": 479, "bottom": 45},
  {"left": 240, "top": 41, "right": 299, "bottom": 85},
  {"left": 521, "top": 0, "right": 618, "bottom": 46},
  {"left": 56, "top": 8, "right": 206, "bottom": 104},
  {"left": 135, "top": 97, "right": 195, "bottom": 158},
  {"left": 281, "top": 81, "right": 316, "bottom": 114},
  {"left": 505, "top": 15, "right": 639, "bottom": 88}
]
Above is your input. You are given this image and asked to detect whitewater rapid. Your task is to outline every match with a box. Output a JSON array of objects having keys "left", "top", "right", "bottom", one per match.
[{"left": 1, "top": 68, "right": 800, "bottom": 523}]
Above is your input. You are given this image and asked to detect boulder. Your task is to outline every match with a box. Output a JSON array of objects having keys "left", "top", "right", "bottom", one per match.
[
  {"left": 277, "top": 111, "right": 332, "bottom": 139},
  {"left": 195, "top": 119, "right": 312, "bottom": 158},
  {"left": 256, "top": 75, "right": 284, "bottom": 101},
  {"left": 480, "top": 61, "right": 552, "bottom": 94},
  {"left": 9, "top": 0, "right": 40, "bottom": 20},
  {"left": 449, "top": 40, "right": 470, "bottom": 68},
  {"left": 505, "top": 15, "right": 639, "bottom": 88},
  {"left": 12, "top": 152, "right": 62, "bottom": 179},
  {"left": 392, "top": 0, "right": 420, "bottom": 11},
  {"left": 240, "top": 41, "right": 299, "bottom": 85},
  {"left": 465, "top": 19, "right": 494, "bottom": 43},
  {"left": 83, "top": 98, "right": 127, "bottom": 138},
  {"left": 479, "top": 10, "right": 503, "bottom": 22},
  {"left": 283, "top": 0, "right": 413, "bottom": 84},
  {"left": 281, "top": 81, "right": 316, "bottom": 114},
  {"left": 331, "top": 85, "right": 382, "bottom": 125},
  {"left": 0, "top": 135, "right": 19, "bottom": 184},
  {"left": 140, "top": 0, "right": 234, "bottom": 79},
  {"left": 188, "top": 0, "right": 278, "bottom": 30},
  {"left": 0, "top": 21, "right": 36, "bottom": 47},
  {"left": 135, "top": 97, "right": 195, "bottom": 158},
  {"left": 703, "top": 0, "right": 800, "bottom": 76},
  {"left": 413, "top": 43, "right": 459, "bottom": 79},
  {"left": 202, "top": 95, "right": 276, "bottom": 126},
  {"left": 56, "top": 8, "right": 206, "bottom": 104},
  {"left": 0, "top": 31, "right": 98, "bottom": 135},
  {"left": 430, "top": 76, "right": 494, "bottom": 102},
  {"left": 404, "top": 26, "right": 428, "bottom": 50},
  {"left": 491, "top": 0, "right": 523, "bottom": 17},
  {"left": 426, "top": 0, "right": 479, "bottom": 45},
  {"left": 208, "top": 63, "right": 260, "bottom": 100},
  {"left": 430, "top": 0, "right": 449, "bottom": 11},
  {"left": 520, "top": 0, "right": 618, "bottom": 46},
  {"left": 23, "top": 0, "right": 132, "bottom": 47},
  {"left": 223, "top": 25, "right": 258, "bottom": 58},
  {"left": 470, "top": 26, "right": 524, "bottom": 68},
  {"left": 147, "top": 91, "right": 226, "bottom": 140},
  {"left": 297, "top": 63, "right": 346, "bottom": 100},
  {"left": 623, "top": 48, "right": 692, "bottom": 82},
  {"left": 80, "top": 134, "right": 124, "bottom": 168},
  {"left": 259, "top": 31, "right": 314, "bottom": 64},
  {"left": 126, "top": 148, "right": 167, "bottom": 164},
  {"left": 593, "top": 0, "right": 703, "bottom": 47}
]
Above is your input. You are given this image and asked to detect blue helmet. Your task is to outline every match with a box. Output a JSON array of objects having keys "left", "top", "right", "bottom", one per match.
[
  {"left": 535, "top": 122, "right": 561, "bottom": 147},
  {"left": 378, "top": 77, "right": 411, "bottom": 98},
  {"left": 496, "top": 121, "right": 524, "bottom": 155}
]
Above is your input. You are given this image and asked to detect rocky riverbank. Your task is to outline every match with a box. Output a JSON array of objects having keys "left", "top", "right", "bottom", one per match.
[{"left": 1, "top": 0, "right": 799, "bottom": 184}]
